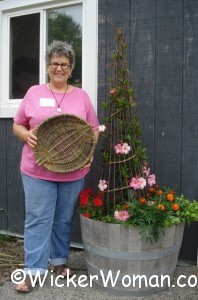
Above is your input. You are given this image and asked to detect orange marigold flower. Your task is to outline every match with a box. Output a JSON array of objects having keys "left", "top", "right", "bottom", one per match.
[
  {"left": 157, "top": 204, "right": 165, "bottom": 211},
  {"left": 148, "top": 187, "right": 155, "bottom": 193},
  {"left": 123, "top": 204, "right": 130, "bottom": 210},
  {"left": 172, "top": 203, "right": 180, "bottom": 211},
  {"left": 156, "top": 190, "right": 163, "bottom": 195},
  {"left": 140, "top": 198, "right": 146, "bottom": 204},
  {"left": 166, "top": 193, "right": 175, "bottom": 201},
  {"left": 168, "top": 190, "right": 176, "bottom": 195}
]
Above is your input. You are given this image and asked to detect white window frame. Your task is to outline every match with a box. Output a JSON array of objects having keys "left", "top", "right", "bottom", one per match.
[{"left": 0, "top": 0, "right": 98, "bottom": 118}]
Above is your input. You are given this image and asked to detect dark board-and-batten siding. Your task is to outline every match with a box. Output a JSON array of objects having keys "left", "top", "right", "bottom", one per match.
[{"left": 0, "top": 119, "right": 24, "bottom": 233}]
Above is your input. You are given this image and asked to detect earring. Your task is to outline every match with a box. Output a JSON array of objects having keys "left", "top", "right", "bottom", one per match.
[{"left": 69, "top": 74, "right": 72, "bottom": 78}]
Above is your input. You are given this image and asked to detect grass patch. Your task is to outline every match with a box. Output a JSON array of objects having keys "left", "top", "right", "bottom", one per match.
[{"left": 0, "top": 234, "right": 17, "bottom": 247}]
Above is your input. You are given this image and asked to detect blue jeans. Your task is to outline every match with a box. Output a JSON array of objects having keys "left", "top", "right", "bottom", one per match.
[{"left": 21, "top": 173, "right": 84, "bottom": 276}]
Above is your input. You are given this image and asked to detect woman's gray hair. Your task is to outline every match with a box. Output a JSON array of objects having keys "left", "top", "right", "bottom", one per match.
[{"left": 46, "top": 40, "right": 75, "bottom": 70}]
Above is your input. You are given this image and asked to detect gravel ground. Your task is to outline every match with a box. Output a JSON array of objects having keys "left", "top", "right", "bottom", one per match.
[{"left": 0, "top": 250, "right": 197, "bottom": 300}]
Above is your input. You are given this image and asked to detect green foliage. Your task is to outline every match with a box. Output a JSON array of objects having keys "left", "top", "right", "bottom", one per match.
[
  {"left": 126, "top": 190, "right": 198, "bottom": 243},
  {"left": 48, "top": 13, "right": 81, "bottom": 52},
  {"left": 119, "top": 165, "right": 130, "bottom": 177},
  {"left": 0, "top": 234, "right": 16, "bottom": 247},
  {"left": 48, "top": 12, "right": 82, "bottom": 84},
  {"left": 102, "top": 152, "right": 110, "bottom": 161},
  {"left": 139, "top": 226, "right": 165, "bottom": 244},
  {"left": 102, "top": 102, "right": 109, "bottom": 110},
  {"left": 79, "top": 184, "right": 198, "bottom": 243}
]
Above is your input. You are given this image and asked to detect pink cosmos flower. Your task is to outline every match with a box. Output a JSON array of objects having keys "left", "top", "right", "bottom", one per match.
[
  {"left": 130, "top": 177, "right": 146, "bottom": 190},
  {"left": 114, "top": 142, "right": 131, "bottom": 154},
  {"left": 114, "top": 210, "right": 130, "bottom": 221},
  {"left": 114, "top": 144, "right": 123, "bottom": 154},
  {"left": 148, "top": 174, "right": 156, "bottom": 187},
  {"left": 130, "top": 177, "right": 142, "bottom": 190},
  {"left": 139, "top": 177, "right": 147, "bottom": 189},
  {"left": 99, "top": 125, "right": 106, "bottom": 132},
  {"left": 98, "top": 180, "right": 108, "bottom": 191},
  {"left": 114, "top": 211, "right": 120, "bottom": 218},
  {"left": 143, "top": 167, "right": 150, "bottom": 177},
  {"left": 122, "top": 143, "right": 131, "bottom": 154},
  {"left": 109, "top": 89, "right": 116, "bottom": 94}
]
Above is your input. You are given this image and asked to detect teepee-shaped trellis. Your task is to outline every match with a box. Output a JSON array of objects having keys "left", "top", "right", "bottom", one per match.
[{"left": 100, "top": 30, "right": 147, "bottom": 215}]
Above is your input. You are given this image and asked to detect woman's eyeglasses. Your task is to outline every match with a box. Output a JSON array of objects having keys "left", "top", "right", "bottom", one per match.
[{"left": 50, "top": 63, "right": 71, "bottom": 70}]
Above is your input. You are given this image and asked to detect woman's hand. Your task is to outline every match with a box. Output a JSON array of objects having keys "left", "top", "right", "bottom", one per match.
[
  {"left": 81, "top": 156, "right": 93, "bottom": 169},
  {"left": 26, "top": 128, "right": 38, "bottom": 149},
  {"left": 13, "top": 123, "right": 38, "bottom": 149}
]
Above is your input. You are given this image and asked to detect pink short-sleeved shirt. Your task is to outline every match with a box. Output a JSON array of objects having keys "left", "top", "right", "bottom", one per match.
[{"left": 14, "top": 84, "right": 99, "bottom": 181}]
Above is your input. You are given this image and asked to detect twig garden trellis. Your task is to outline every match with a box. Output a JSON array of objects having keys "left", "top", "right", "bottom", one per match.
[{"left": 100, "top": 29, "right": 147, "bottom": 214}]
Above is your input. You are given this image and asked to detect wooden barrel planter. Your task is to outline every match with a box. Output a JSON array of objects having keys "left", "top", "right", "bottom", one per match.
[{"left": 80, "top": 216, "right": 184, "bottom": 297}]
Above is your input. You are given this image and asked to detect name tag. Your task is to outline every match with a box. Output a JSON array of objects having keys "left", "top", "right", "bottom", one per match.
[{"left": 40, "top": 98, "right": 55, "bottom": 107}]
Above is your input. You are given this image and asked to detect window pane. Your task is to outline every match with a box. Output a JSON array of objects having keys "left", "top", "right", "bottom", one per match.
[
  {"left": 10, "top": 14, "right": 40, "bottom": 99},
  {"left": 47, "top": 5, "right": 82, "bottom": 86}
]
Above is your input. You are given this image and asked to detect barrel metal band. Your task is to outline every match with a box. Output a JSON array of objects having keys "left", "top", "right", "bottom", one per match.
[{"left": 83, "top": 241, "right": 180, "bottom": 260}]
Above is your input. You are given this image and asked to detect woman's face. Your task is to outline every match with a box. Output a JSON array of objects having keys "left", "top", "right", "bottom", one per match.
[{"left": 47, "top": 55, "right": 72, "bottom": 85}]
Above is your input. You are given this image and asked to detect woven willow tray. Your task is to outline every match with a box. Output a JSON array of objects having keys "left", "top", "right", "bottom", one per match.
[{"left": 33, "top": 114, "right": 96, "bottom": 173}]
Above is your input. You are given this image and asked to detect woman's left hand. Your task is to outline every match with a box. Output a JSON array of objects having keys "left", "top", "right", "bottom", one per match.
[{"left": 81, "top": 156, "right": 93, "bottom": 169}]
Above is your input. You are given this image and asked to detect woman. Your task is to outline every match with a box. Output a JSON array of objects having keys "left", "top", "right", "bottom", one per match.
[{"left": 13, "top": 41, "right": 99, "bottom": 292}]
